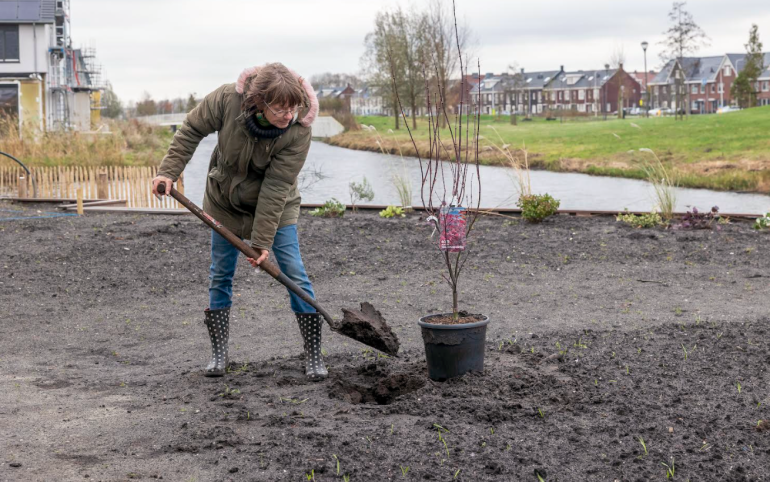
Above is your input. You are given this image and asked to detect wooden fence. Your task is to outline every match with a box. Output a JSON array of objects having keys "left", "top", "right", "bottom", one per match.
[{"left": 0, "top": 165, "right": 184, "bottom": 209}]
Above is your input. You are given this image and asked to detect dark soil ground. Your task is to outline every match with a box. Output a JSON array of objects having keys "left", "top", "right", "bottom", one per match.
[{"left": 1, "top": 200, "right": 769, "bottom": 482}]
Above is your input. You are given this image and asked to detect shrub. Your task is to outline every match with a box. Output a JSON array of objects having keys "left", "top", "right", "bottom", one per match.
[
  {"left": 674, "top": 206, "right": 720, "bottom": 230},
  {"left": 349, "top": 177, "right": 374, "bottom": 212},
  {"left": 309, "top": 198, "right": 345, "bottom": 217},
  {"left": 517, "top": 194, "right": 560, "bottom": 223},
  {"left": 754, "top": 213, "right": 770, "bottom": 230},
  {"left": 616, "top": 210, "right": 663, "bottom": 228},
  {"left": 379, "top": 206, "right": 405, "bottom": 218}
]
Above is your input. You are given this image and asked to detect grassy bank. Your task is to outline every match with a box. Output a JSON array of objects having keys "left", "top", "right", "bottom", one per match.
[
  {"left": 0, "top": 118, "right": 174, "bottom": 168},
  {"left": 330, "top": 107, "right": 770, "bottom": 193}
]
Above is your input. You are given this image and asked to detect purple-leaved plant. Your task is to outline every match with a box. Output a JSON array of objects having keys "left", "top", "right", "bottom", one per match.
[{"left": 674, "top": 206, "right": 720, "bottom": 230}]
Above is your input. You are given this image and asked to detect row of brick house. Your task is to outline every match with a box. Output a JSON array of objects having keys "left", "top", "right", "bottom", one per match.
[
  {"left": 338, "top": 51, "right": 770, "bottom": 118},
  {"left": 649, "top": 52, "right": 770, "bottom": 113},
  {"left": 466, "top": 65, "right": 643, "bottom": 116},
  {"left": 344, "top": 66, "right": 645, "bottom": 118}
]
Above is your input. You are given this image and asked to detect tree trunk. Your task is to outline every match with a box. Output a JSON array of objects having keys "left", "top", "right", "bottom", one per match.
[
  {"left": 452, "top": 285, "right": 459, "bottom": 319},
  {"left": 394, "top": 107, "right": 400, "bottom": 130}
]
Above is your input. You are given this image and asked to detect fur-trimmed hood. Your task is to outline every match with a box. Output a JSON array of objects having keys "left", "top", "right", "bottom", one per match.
[{"left": 235, "top": 66, "right": 318, "bottom": 127}]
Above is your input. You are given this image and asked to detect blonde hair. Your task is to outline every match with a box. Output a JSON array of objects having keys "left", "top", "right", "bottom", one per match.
[{"left": 241, "top": 63, "right": 306, "bottom": 113}]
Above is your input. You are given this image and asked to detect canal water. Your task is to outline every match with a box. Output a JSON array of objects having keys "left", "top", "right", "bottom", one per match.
[{"left": 182, "top": 134, "right": 770, "bottom": 214}]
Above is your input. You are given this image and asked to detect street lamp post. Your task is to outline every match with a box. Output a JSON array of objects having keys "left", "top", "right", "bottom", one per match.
[{"left": 641, "top": 41, "right": 649, "bottom": 117}]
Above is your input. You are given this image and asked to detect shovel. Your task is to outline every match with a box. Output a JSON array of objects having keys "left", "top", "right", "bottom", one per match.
[{"left": 157, "top": 182, "right": 400, "bottom": 356}]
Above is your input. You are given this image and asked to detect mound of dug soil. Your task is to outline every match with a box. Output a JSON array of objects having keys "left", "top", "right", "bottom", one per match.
[{"left": 328, "top": 361, "right": 425, "bottom": 405}]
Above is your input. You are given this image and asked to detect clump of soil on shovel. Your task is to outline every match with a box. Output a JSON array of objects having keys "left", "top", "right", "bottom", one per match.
[{"left": 334, "top": 302, "right": 400, "bottom": 356}]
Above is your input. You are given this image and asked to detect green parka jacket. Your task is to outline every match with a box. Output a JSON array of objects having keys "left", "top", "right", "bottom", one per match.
[{"left": 157, "top": 75, "right": 318, "bottom": 250}]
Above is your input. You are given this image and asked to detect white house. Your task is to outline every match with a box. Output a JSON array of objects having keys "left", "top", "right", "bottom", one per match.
[
  {"left": 0, "top": 0, "right": 102, "bottom": 132},
  {"left": 350, "top": 85, "right": 388, "bottom": 116}
]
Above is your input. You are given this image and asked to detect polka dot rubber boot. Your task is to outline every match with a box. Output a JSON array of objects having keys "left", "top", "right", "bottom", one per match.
[
  {"left": 296, "top": 313, "right": 328, "bottom": 381},
  {"left": 203, "top": 307, "right": 230, "bottom": 377}
]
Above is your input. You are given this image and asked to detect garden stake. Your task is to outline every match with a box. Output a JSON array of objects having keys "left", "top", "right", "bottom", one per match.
[{"left": 157, "top": 182, "right": 400, "bottom": 355}]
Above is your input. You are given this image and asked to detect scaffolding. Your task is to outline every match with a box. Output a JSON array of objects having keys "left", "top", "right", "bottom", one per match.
[{"left": 46, "top": 0, "right": 103, "bottom": 131}]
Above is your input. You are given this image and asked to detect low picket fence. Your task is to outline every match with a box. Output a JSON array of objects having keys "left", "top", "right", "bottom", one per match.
[{"left": 0, "top": 165, "right": 184, "bottom": 209}]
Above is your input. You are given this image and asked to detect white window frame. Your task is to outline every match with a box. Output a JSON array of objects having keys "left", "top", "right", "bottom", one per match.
[
  {"left": 578, "top": 90, "right": 585, "bottom": 100},
  {"left": 724, "top": 66, "right": 731, "bottom": 77}
]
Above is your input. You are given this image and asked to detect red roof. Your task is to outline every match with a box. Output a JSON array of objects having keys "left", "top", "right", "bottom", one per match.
[{"left": 630, "top": 71, "right": 657, "bottom": 85}]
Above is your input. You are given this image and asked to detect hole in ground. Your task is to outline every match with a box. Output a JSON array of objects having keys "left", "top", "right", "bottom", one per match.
[{"left": 328, "top": 362, "right": 426, "bottom": 405}]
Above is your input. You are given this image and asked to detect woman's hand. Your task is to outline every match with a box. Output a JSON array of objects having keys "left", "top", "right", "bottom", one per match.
[
  {"left": 246, "top": 248, "right": 269, "bottom": 268},
  {"left": 152, "top": 176, "right": 175, "bottom": 196}
]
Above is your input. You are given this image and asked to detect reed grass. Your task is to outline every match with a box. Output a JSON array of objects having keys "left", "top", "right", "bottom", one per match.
[
  {"left": 0, "top": 116, "right": 173, "bottom": 168},
  {"left": 638, "top": 148, "right": 677, "bottom": 221}
]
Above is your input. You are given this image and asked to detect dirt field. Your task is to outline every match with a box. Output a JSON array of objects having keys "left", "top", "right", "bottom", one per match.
[{"left": 1, "top": 201, "right": 769, "bottom": 481}]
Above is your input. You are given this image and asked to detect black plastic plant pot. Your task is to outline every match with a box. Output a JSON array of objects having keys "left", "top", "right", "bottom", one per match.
[{"left": 418, "top": 314, "right": 490, "bottom": 381}]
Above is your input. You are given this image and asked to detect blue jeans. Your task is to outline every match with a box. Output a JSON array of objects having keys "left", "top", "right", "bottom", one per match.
[{"left": 208, "top": 224, "right": 316, "bottom": 313}]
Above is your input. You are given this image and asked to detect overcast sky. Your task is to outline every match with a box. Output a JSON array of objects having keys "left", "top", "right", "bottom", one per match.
[{"left": 69, "top": 0, "right": 770, "bottom": 103}]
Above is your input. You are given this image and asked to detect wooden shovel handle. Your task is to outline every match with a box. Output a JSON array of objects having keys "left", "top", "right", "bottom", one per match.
[{"left": 157, "top": 182, "right": 334, "bottom": 324}]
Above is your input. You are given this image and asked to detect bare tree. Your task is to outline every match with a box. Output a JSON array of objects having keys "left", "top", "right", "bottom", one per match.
[
  {"left": 608, "top": 45, "right": 627, "bottom": 118},
  {"left": 660, "top": 1, "right": 709, "bottom": 120},
  {"left": 731, "top": 24, "right": 764, "bottom": 108},
  {"left": 393, "top": 6, "right": 428, "bottom": 129},
  {"left": 389, "top": 1, "right": 481, "bottom": 320},
  {"left": 424, "top": 0, "right": 472, "bottom": 127},
  {"left": 505, "top": 64, "right": 526, "bottom": 125},
  {"left": 363, "top": 10, "right": 406, "bottom": 130}
]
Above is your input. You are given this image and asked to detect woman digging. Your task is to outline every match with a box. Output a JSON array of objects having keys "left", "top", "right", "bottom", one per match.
[{"left": 151, "top": 63, "right": 327, "bottom": 380}]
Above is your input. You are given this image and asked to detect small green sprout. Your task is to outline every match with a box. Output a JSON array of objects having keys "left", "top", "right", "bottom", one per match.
[
  {"left": 537, "top": 408, "right": 545, "bottom": 418},
  {"left": 305, "top": 469, "right": 315, "bottom": 481},
  {"left": 332, "top": 454, "right": 340, "bottom": 475},
  {"left": 661, "top": 458, "right": 675, "bottom": 479},
  {"left": 573, "top": 337, "right": 588, "bottom": 349},
  {"left": 454, "top": 468, "right": 462, "bottom": 479},
  {"left": 737, "top": 382, "right": 742, "bottom": 394},
  {"left": 638, "top": 436, "right": 648, "bottom": 456},
  {"left": 400, "top": 465, "right": 410, "bottom": 477}
]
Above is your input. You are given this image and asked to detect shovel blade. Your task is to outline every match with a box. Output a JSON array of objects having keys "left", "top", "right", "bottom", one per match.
[{"left": 331, "top": 302, "right": 400, "bottom": 356}]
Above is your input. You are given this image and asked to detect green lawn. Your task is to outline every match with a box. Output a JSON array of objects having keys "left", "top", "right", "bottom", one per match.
[{"left": 332, "top": 107, "right": 770, "bottom": 193}]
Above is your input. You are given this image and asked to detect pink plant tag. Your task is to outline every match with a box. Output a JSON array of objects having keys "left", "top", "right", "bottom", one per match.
[{"left": 439, "top": 206, "right": 467, "bottom": 252}]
